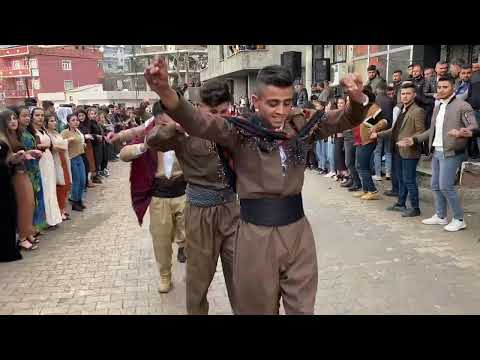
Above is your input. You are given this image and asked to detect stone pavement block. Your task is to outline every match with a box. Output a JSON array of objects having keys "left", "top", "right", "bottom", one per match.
[
  {"left": 84, "top": 295, "right": 111, "bottom": 304},
  {"left": 95, "top": 301, "right": 123, "bottom": 311},
  {"left": 40, "top": 305, "right": 71, "bottom": 315}
]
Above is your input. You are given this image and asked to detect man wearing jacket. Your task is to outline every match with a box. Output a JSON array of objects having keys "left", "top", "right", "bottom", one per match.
[
  {"left": 398, "top": 76, "right": 478, "bottom": 232},
  {"left": 145, "top": 80, "right": 239, "bottom": 315},
  {"left": 366, "top": 65, "right": 387, "bottom": 94},
  {"left": 119, "top": 102, "right": 187, "bottom": 293},
  {"left": 372, "top": 82, "right": 425, "bottom": 217}
]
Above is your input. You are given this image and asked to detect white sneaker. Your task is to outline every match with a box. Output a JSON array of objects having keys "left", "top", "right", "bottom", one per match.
[
  {"left": 444, "top": 218, "right": 467, "bottom": 232},
  {"left": 422, "top": 214, "right": 449, "bottom": 225},
  {"left": 372, "top": 175, "right": 383, "bottom": 181},
  {"left": 324, "top": 171, "right": 336, "bottom": 178}
]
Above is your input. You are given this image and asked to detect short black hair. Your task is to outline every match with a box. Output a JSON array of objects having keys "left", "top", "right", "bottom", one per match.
[
  {"left": 300, "top": 101, "right": 316, "bottom": 110},
  {"left": 461, "top": 64, "right": 472, "bottom": 70},
  {"left": 401, "top": 82, "right": 416, "bottom": 91},
  {"left": 438, "top": 76, "right": 455, "bottom": 85},
  {"left": 310, "top": 94, "right": 318, "bottom": 101},
  {"left": 393, "top": 69, "right": 402, "bottom": 74},
  {"left": 413, "top": 63, "right": 423, "bottom": 70},
  {"left": 42, "top": 100, "right": 54, "bottom": 109},
  {"left": 256, "top": 65, "right": 293, "bottom": 95},
  {"left": 200, "top": 79, "right": 233, "bottom": 107},
  {"left": 407, "top": 64, "right": 414, "bottom": 68},
  {"left": 152, "top": 101, "right": 164, "bottom": 117}
]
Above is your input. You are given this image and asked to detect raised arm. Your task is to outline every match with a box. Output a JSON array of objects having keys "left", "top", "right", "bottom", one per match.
[{"left": 144, "top": 57, "right": 238, "bottom": 150}]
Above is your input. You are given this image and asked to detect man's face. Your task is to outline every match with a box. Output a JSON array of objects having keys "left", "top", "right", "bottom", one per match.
[
  {"left": 114, "top": 106, "right": 120, "bottom": 114},
  {"left": 367, "top": 70, "right": 377, "bottom": 80},
  {"left": 392, "top": 72, "right": 402, "bottom": 83},
  {"left": 312, "top": 100, "right": 324, "bottom": 111},
  {"left": 407, "top": 66, "right": 413, "bottom": 76},
  {"left": 436, "top": 80, "right": 455, "bottom": 99},
  {"left": 199, "top": 101, "right": 230, "bottom": 116},
  {"left": 424, "top": 68, "right": 434, "bottom": 79},
  {"left": 126, "top": 109, "right": 133, "bottom": 118},
  {"left": 400, "top": 88, "right": 416, "bottom": 105},
  {"left": 337, "top": 98, "right": 346, "bottom": 110},
  {"left": 412, "top": 66, "right": 422, "bottom": 79},
  {"left": 387, "top": 89, "right": 395, "bottom": 98},
  {"left": 472, "top": 63, "right": 480, "bottom": 73},
  {"left": 252, "top": 85, "right": 294, "bottom": 129},
  {"left": 460, "top": 68, "right": 472, "bottom": 82},
  {"left": 436, "top": 63, "right": 449, "bottom": 77}
]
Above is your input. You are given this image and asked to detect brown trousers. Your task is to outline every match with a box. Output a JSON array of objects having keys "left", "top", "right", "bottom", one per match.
[
  {"left": 12, "top": 172, "right": 35, "bottom": 239},
  {"left": 185, "top": 200, "right": 239, "bottom": 315},
  {"left": 149, "top": 195, "right": 186, "bottom": 277},
  {"left": 233, "top": 217, "right": 318, "bottom": 315}
]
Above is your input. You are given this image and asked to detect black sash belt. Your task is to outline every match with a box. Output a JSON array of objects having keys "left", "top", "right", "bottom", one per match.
[
  {"left": 240, "top": 194, "right": 305, "bottom": 226},
  {"left": 152, "top": 176, "right": 186, "bottom": 198}
]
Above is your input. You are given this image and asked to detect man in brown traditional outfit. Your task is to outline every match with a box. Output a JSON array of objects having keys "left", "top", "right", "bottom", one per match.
[
  {"left": 145, "top": 57, "right": 369, "bottom": 315},
  {"left": 146, "top": 80, "right": 238, "bottom": 315}
]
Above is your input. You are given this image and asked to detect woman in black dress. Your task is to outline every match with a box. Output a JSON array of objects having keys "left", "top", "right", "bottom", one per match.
[{"left": 0, "top": 138, "right": 22, "bottom": 262}]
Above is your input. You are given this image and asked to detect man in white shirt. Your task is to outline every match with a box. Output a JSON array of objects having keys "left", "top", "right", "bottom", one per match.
[
  {"left": 399, "top": 76, "right": 478, "bottom": 232},
  {"left": 119, "top": 102, "right": 187, "bottom": 293}
]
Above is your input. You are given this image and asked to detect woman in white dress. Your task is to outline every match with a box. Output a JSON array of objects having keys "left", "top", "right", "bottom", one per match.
[
  {"left": 29, "top": 108, "right": 62, "bottom": 228},
  {"left": 46, "top": 112, "right": 72, "bottom": 221}
]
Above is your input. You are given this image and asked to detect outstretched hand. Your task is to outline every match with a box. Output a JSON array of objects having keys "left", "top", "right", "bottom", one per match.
[
  {"left": 340, "top": 73, "right": 365, "bottom": 104},
  {"left": 144, "top": 56, "right": 170, "bottom": 95}
]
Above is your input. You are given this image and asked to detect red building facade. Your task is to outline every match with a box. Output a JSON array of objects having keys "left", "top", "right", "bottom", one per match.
[{"left": 0, "top": 45, "right": 103, "bottom": 106}]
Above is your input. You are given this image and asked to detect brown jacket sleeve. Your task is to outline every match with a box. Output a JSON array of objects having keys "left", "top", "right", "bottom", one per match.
[
  {"left": 145, "top": 122, "right": 181, "bottom": 152},
  {"left": 165, "top": 96, "right": 237, "bottom": 150},
  {"left": 461, "top": 102, "right": 478, "bottom": 129},
  {"left": 414, "top": 107, "right": 426, "bottom": 135},
  {"left": 311, "top": 101, "right": 366, "bottom": 140}
]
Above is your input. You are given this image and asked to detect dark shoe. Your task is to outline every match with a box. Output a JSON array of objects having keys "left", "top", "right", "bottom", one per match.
[
  {"left": 402, "top": 208, "right": 421, "bottom": 217},
  {"left": 79, "top": 201, "right": 86, "bottom": 209},
  {"left": 384, "top": 190, "right": 399, "bottom": 197},
  {"left": 72, "top": 202, "right": 84, "bottom": 212},
  {"left": 341, "top": 179, "right": 353, "bottom": 188},
  {"left": 92, "top": 176, "right": 103, "bottom": 184},
  {"left": 177, "top": 247, "right": 187, "bottom": 263},
  {"left": 348, "top": 186, "right": 362, "bottom": 192},
  {"left": 387, "top": 204, "right": 406, "bottom": 212}
]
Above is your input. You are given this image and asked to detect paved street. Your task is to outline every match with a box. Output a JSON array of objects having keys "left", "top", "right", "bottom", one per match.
[{"left": 2, "top": 162, "right": 480, "bottom": 315}]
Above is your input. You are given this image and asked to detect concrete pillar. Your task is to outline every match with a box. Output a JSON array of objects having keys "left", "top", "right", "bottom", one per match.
[{"left": 305, "top": 45, "right": 312, "bottom": 98}]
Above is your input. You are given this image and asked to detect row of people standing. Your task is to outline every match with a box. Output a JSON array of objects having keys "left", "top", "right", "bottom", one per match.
[{"left": 0, "top": 103, "right": 118, "bottom": 262}]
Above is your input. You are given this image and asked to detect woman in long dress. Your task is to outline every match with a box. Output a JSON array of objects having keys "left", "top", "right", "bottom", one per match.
[
  {"left": 21, "top": 107, "right": 48, "bottom": 236},
  {"left": 77, "top": 108, "right": 98, "bottom": 187},
  {"left": 29, "top": 107, "right": 62, "bottom": 228},
  {"left": 46, "top": 111, "right": 72, "bottom": 221},
  {"left": 1, "top": 108, "right": 41, "bottom": 250}
]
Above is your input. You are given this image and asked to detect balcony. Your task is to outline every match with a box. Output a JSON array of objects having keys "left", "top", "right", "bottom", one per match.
[
  {"left": 0, "top": 66, "right": 32, "bottom": 78},
  {"left": 4, "top": 89, "right": 29, "bottom": 98},
  {"left": 0, "top": 46, "right": 29, "bottom": 58}
]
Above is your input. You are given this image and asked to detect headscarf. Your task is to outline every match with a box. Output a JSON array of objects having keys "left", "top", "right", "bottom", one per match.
[{"left": 56, "top": 106, "right": 72, "bottom": 128}]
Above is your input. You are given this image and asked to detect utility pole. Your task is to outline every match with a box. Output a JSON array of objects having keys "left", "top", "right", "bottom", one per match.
[{"left": 133, "top": 46, "right": 139, "bottom": 106}]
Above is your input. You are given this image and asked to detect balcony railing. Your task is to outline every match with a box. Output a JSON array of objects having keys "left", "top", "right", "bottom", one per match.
[
  {"left": 226, "top": 45, "right": 266, "bottom": 58},
  {"left": 4, "top": 89, "right": 29, "bottom": 98},
  {"left": 0, "top": 66, "right": 31, "bottom": 77}
]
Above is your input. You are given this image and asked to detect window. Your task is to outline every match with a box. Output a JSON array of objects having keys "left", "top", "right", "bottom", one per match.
[
  {"left": 62, "top": 60, "right": 72, "bottom": 71},
  {"left": 64, "top": 80, "right": 74, "bottom": 90},
  {"left": 369, "top": 54, "right": 388, "bottom": 79},
  {"left": 387, "top": 50, "right": 412, "bottom": 82},
  {"left": 31, "top": 68, "right": 39, "bottom": 77},
  {"left": 12, "top": 60, "right": 21, "bottom": 70},
  {"left": 32, "top": 79, "right": 40, "bottom": 90},
  {"left": 334, "top": 45, "right": 347, "bottom": 63},
  {"left": 369, "top": 45, "right": 388, "bottom": 54},
  {"left": 353, "top": 45, "right": 368, "bottom": 57},
  {"left": 219, "top": 45, "right": 224, "bottom": 61},
  {"left": 29, "top": 58, "right": 38, "bottom": 69},
  {"left": 16, "top": 79, "right": 25, "bottom": 91}
]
